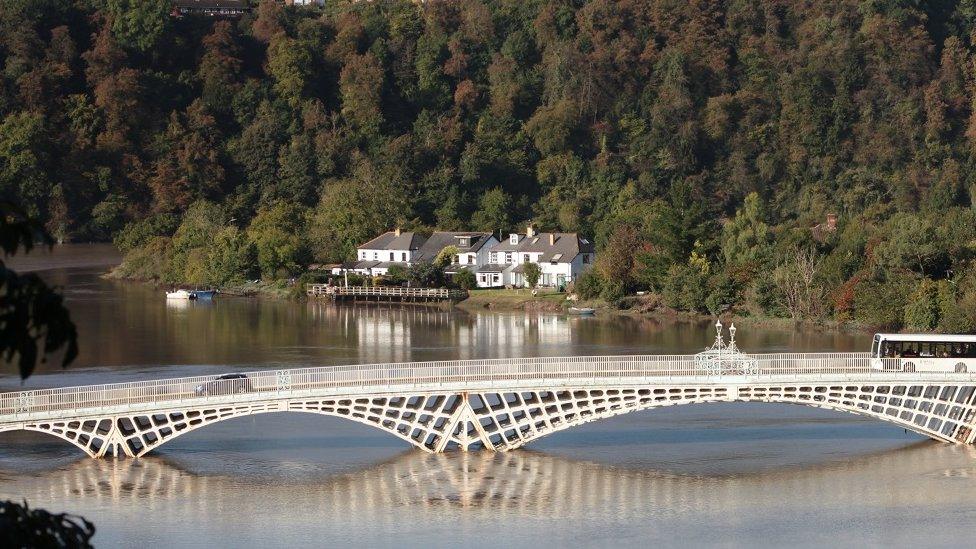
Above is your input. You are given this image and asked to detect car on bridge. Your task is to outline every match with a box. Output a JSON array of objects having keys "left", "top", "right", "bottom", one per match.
[{"left": 194, "top": 373, "right": 254, "bottom": 396}]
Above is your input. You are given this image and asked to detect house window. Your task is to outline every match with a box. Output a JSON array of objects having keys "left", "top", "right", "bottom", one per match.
[
  {"left": 402, "top": 252, "right": 407, "bottom": 261},
  {"left": 373, "top": 252, "right": 378, "bottom": 260},
  {"left": 389, "top": 252, "right": 394, "bottom": 261},
  {"left": 509, "top": 234, "right": 519, "bottom": 245},
  {"left": 523, "top": 254, "right": 530, "bottom": 263},
  {"left": 491, "top": 252, "right": 498, "bottom": 263},
  {"left": 458, "top": 237, "right": 470, "bottom": 247},
  {"left": 505, "top": 252, "right": 513, "bottom": 264}
]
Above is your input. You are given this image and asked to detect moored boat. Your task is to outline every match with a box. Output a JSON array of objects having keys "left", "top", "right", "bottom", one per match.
[
  {"left": 190, "top": 289, "right": 216, "bottom": 299},
  {"left": 166, "top": 289, "right": 195, "bottom": 300},
  {"left": 568, "top": 307, "right": 595, "bottom": 315}
]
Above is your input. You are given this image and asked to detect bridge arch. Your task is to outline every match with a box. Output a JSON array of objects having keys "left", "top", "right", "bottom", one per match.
[
  {"left": 462, "top": 382, "right": 976, "bottom": 451},
  {"left": 0, "top": 419, "right": 116, "bottom": 458},
  {"left": 3, "top": 380, "right": 975, "bottom": 458},
  {"left": 108, "top": 392, "right": 474, "bottom": 457}
]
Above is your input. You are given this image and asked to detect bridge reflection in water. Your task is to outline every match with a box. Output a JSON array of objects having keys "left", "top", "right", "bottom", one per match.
[{"left": 8, "top": 443, "right": 976, "bottom": 523}]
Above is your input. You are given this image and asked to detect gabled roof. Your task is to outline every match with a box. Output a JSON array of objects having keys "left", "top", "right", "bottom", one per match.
[
  {"left": 359, "top": 231, "right": 427, "bottom": 251},
  {"left": 490, "top": 233, "right": 594, "bottom": 262},
  {"left": 414, "top": 232, "right": 495, "bottom": 262},
  {"left": 474, "top": 264, "right": 511, "bottom": 273}
]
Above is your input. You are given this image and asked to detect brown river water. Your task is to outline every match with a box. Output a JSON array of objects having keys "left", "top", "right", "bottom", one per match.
[{"left": 1, "top": 245, "right": 974, "bottom": 547}]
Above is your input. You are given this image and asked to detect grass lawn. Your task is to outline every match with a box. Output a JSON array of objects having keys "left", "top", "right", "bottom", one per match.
[{"left": 462, "top": 288, "right": 570, "bottom": 309}]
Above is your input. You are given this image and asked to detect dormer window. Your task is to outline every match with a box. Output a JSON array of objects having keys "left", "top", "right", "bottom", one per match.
[
  {"left": 458, "top": 236, "right": 470, "bottom": 247},
  {"left": 509, "top": 234, "right": 519, "bottom": 245}
]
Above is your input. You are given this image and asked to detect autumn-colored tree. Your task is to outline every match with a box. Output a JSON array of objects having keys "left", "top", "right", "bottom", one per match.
[{"left": 340, "top": 53, "right": 384, "bottom": 139}]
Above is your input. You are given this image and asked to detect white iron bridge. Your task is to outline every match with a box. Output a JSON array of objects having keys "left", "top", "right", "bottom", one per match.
[{"left": 3, "top": 325, "right": 976, "bottom": 458}]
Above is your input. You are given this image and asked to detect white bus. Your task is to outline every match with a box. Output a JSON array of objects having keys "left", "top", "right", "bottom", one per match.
[{"left": 871, "top": 333, "right": 976, "bottom": 373}]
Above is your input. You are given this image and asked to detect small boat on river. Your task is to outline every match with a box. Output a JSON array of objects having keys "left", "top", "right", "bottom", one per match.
[
  {"left": 165, "top": 289, "right": 217, "bottom": 300},
  {"left": 568, "top": 307, "right": 596, "bottom": 316},
  {"left": 166, "top": 289, "right": 195, "bottom": 300}
]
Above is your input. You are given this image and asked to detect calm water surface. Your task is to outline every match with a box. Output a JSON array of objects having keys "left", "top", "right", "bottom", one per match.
[{"left": 1, "top": 245, "right": 973, "bottom": 547}]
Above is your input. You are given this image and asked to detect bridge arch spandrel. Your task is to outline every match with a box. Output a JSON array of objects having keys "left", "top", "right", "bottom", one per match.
[
  {"left": 0, "top": 418, "right": 117, "bottom": 458},
  {"left": 463, "top": 382, "right": 976, "bottom": 451},
  {"left": 110, "top": 392, "right": 473, "bottom": 457}
]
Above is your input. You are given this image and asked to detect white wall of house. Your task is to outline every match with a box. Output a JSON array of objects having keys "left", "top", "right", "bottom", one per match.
[
  {"left": 476, "top": 271, "right": 504, "bottom": 288},
  {"left": 511, "top": 253, "right": 595, "bottom": 288},
  {"left": 358, "top": 249, "right": 413, "bottom": 262},
  {"left": 456, "top": 241, "right": 496, "bottom": 267}
]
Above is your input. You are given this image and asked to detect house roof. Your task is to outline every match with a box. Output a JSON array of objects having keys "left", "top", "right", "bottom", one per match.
[
  {"left": 490, "top": 233, "right": 594, "bottom": 262},
  {"left": 475, "top": 264, "right": 511, "bottom": 273},
  {"left": 414, "top": 232, "right": 494, "bottom": 262},
  {"left": 359, "top": 231, "right": 427, "bottom": 251},
  {"left": 172, "top": 0, "right": 250, "bottom": 10},
  {"left": 374, "top": 261, "right": 408, "bottom": 270}
]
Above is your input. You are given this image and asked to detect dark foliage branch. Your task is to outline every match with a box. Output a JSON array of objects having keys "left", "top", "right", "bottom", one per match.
[
  {"left": 0, "top": 200, "right": 78, "bottom": 379},
  {"left": 0, "top": 500, "right": 95, "bottom": 549}
]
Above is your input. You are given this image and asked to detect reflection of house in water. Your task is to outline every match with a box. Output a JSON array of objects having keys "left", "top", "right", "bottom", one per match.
[
  {"left": 305, "top": 303, "right": 574, "bottom": 362},
  {"left": 456, "top": 314, "right": 573, "bottom": 357},
  {"left": 306, "top": 303, "right": 466, "bottom": 363}
]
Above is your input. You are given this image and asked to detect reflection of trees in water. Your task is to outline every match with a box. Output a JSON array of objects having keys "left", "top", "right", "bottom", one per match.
[{"left": 14, "top": 443, "right": 976, "bottom": 522}]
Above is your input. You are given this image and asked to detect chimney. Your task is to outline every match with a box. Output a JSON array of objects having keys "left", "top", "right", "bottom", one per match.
[
  {"left": 526, "top": 225, "right": 536, "bottom": 238},
  {"left": 395, "top": 227, "right": 401, "bottom": 237},
  {"left": 826, "top": 214, "right": 837, "bottom": 231},
  {"left": 548, "top": 233, "right": 555, "bottom": 246}
]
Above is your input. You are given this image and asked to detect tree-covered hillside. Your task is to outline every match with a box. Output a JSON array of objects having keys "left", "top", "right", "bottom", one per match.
[{"left": 4, "top": 0, "right": 976, "bottom": 329}]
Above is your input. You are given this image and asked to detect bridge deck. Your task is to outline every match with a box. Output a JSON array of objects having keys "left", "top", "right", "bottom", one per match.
[
  {"left": 5, "top": 352, "right": 976, "bottom": 457},
  {"left": 2, "top": 353, "right": 971, "bottom": 422}
]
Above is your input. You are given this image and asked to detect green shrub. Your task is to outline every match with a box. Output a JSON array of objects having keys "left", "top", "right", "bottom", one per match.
[
  {"left": 205, "top": 226, "right": 258, "bottom": 286},
  {"left": 454, "top": 268, "right": 476, "bottom": 290},
  {"left": 600, "top": 277, "right": 625, "bottom": 306},
  {"left": 572, "top": 270, "right": 603, "bottom": 300},
  {"left": 662, "top": 264, "right": 708, "bottom": 312},
  {"left": 523, "top": 262, "right": 541, "bottom": 289},
  {"left": 705, "top": 272, "right": 739, "bottom": 315},
  {"left": 903, "top": 279, "right": 939, "bottom": 331},
  {"left": 113, "top": 213, "right": 179, "bottom": 253},
  {"left": 938, "top": 296, "right": 976, "bottom": 333},
  {"left": 853, "top": 277, "right": 911, "bottom": 330},
  {"left": 386, "top": 265, "right": 408, "bottom": 285},
  {"left": 113, "top": 236, "right": 172, "bottom": 281},
  {"left": 407, "top": 261, "right": 444, "bottom": 287}
]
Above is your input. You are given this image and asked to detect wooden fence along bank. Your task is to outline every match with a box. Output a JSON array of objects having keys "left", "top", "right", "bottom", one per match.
[{"left": 307, "top": 284, "right": 468, "bottom": 303}]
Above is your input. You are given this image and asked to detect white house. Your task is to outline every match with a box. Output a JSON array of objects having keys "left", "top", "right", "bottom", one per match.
[
  {"left": 332, "top": 230, "right": 497, "bottom": 278},
  {"left": 474, "top": 227, "right": 595, "bottom": 288}
]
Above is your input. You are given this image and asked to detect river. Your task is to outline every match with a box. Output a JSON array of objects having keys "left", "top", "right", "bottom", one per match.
[{"left": 1, "top": 245, "right": 973, "bottom": 547}]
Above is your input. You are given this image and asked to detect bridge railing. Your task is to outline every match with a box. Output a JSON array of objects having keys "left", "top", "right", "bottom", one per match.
[{"left": 0, "top": 352, "right": 936, "bottom": 420}]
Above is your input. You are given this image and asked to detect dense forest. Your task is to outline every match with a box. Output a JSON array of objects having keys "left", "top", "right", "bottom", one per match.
[{"left": 5, "top": 0, "right": 976, "bottom": 329}]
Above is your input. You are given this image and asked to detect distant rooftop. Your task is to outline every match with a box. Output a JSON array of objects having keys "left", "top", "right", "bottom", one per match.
[{"left": 171, "top": 0, "right": 251, "bottom": 17}]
